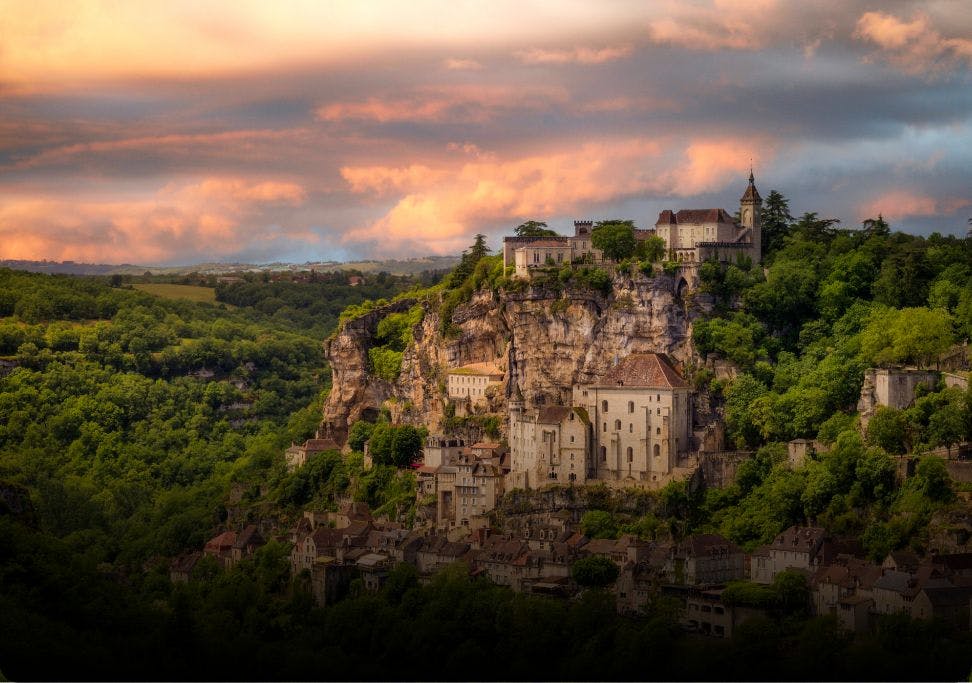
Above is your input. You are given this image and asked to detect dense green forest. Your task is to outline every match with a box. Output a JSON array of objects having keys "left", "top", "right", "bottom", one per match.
[{"left": 2, "top": 202, "right": 972, "bottom": 681}]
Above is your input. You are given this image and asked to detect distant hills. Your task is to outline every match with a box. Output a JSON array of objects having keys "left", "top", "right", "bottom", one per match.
[{"left": 0, "top": 255, "right": 460, "bottom": 277}]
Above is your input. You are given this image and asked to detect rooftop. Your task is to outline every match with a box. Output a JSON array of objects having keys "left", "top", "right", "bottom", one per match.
[{"left": 593, "top": 353, "right": 688, "bottom": 389}]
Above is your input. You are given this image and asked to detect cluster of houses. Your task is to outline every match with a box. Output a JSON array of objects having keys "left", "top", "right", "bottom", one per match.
[{"left": 180, "top": 504, "right": 972, "bottom": 636}]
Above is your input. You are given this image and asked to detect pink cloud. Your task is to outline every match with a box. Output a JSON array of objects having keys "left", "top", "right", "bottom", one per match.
[
  {"left": 316, "top": 85, "right": 568, "bottom": 124},
  {"left": 857, "top": 190, "right": 971, "bottom": 222},
  {"left": 0, "top": 176, "right": 312, "bottom": 264},
  {"left": 854, "top": 11, "right": 972, "bottom": 75},
  {"left": 442, "top": 57, "right": 483, "bottom": 70},
  {"left": 515, "top": 45, "right": 632, "bottom": 65}
]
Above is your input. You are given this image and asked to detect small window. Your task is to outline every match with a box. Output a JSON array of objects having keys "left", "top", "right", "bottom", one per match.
[
  {"left": 614, "top": 419, "right": 621, "bottom": 431},
  {"left": 602, "top": 400, "right": 608, "bottom": 413},
  {"left": 626, "top": 447, "right": 633, "bottom": 463},
  {"left": 629, "top": 424, "right": 633, "bottom": 433},
  {"left": 656, "top": 394, "right": 660, "bottom": 401},
  {"left": 603, "top": 422, "right": 607, "bottom": 432},
  {"left": 627, "top": 401, "right": 634, "bottom": 413},
  {"left": 653, "top": 444, "right": 660, "bottom": 457},
  {"left": 570, "top": 435, "right": 574, "bottom": 443},
  {"left": 600, "top": 446, "right": 607, "bottom": 461},
  {"left": 656, "top": 427, "right": 661, "bottom": 435}
]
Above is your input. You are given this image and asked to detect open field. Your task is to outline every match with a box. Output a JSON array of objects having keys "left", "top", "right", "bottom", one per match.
[{"left": 133, "top": 283, "right": 217, "bottom": 303}]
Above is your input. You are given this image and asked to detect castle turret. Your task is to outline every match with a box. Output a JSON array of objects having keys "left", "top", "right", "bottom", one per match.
[{"left": 739, "top": 170, "right": 762, "bottom": 261}]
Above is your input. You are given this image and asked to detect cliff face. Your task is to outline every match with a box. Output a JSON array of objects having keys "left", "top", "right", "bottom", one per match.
[{"left": 322, "top": 272, "right": 696, "bottom": 443}]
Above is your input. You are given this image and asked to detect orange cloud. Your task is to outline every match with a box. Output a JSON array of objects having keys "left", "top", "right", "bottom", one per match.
[
  {"left": 340, "top": 165, "right": 448, "bottom": 195},
  {"left": 341, "top": 136, "right": 769, "bottom": 254},
  {"left": 316, "top": 85, "right": 568, "bottom": 124},
  {"left": 854, "top": 11, "right": 972, "bottom": 75},
  {"left": 0, "top": 1, "right": 639, "bottom": 86},
  {"left": 857, "top": 190, "right": 971, "bottom": 222},
  {"left": 515, "top": 45, "right": 632, "bottom": 65},
  {"left": 0, "top": 176, "right": 312, "bottom": 263},
  {"left": 646, "top": 0, "right": 780, "bottom": 51}
]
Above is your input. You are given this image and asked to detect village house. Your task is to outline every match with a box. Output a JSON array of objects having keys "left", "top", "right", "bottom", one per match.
[
  {"left": 751, "top": 526, "right": 827, "bottom": 584},
  {"left": 669, "top": 534, "right": 747, "bottom": 586},
  {"left": 446, "top": 362, "right": 504, "bottom": 407},
  {"left": 169, "top": 551, "right": 203, "bottom": 583},
  {"left": 230, "top": 524, "right": 265, "bottom": 567},
  {"left": 654, "top": 172, "right": 762, "bottom": 265},
  {"left": 285, "top": 437, "right": 340, "bottom": 472},
  {"left": 203, "top": 530, "right": 237, "bottom": 569},
  {"left": 679, "top": 587, "right": 768, "bottom": 638}
]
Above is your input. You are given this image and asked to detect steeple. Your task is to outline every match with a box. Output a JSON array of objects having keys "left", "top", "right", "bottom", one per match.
[
  {"left": 740, "top": 168, "right": 761, "bottom": 203},
  {"left": 739, "top": 170, "right": 762, "bottom": 261}
]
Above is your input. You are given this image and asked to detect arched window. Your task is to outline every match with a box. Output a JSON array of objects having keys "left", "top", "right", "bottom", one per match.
[
  {"left": 653, "top": 444, "right": 660, "bottom": 457},
  {"left": 626, "top": 447, "right": 633, "bottom": 463},
  {"left": 629, "top": 423, "right": 633, "bottom": 433},
  {"left": 627, "top": 401, "right": 634, "bottom": 413},
  {"left": 600, "top": 446, "right": 607, "bottom": 461},
  {"left": 614, "top": 419, "right": 621, "bottom": 431},
  {"left": 601, "top": 400, "right": 608, "bottom": 413}
]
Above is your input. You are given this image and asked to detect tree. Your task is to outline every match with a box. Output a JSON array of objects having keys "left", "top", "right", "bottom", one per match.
[
  {"left": 469, "top": 234, "right": 490, "bottom": 262},
  {"left": 347, "top": 420, "right": 375, "bottom": 452},
  {"left": 861, "top": 214, "right": 890, "bottom": 238},
  {"left": 866, "top": 406, "right": 908, "bottom": 454},
  {"left": 514, "top": 220, "right": 557, "bottom": 238},
  {"left": 761, "top": 190, "right": 793, "bottom": 256},
  {"left": 928, "top": 402, "right": 964, "bottom": 458},
  {"left": 580, "top": 510, "right": 618, "bottom": 539},
  {"left": 860, "top": 307, "right": 953, "bottom": 367},
  {"left": 571, "top": 555, "right": 619, "bottom": 588},
  {"left": 636, "top": 235, "right": 666, "bottom": 263},
  {"left": 794, "top": 212, "right": 840, "bottom": 241},
  {"left": 591, "top": 220, "right": 637, "bottom": 261}
]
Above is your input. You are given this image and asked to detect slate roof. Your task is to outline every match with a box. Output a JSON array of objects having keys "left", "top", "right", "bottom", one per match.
[
  {"left": 595, "top": 353, "right": 688, "bottom": 388},
  {"left": 655, "top": 208, "right": 736, "bottom": 225},
  {"left": 740, "top": 173, "right": 762, "bottom": 202}
]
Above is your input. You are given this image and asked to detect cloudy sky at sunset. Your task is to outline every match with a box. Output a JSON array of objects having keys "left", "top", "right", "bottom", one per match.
[{"left": 2, "top": 0, "right": 971, "bottom": 265}]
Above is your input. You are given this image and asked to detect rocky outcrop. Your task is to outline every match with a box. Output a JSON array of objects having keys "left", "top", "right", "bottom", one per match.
[{"left": 322, "top": 271, "right": 700, "bottom": 443}]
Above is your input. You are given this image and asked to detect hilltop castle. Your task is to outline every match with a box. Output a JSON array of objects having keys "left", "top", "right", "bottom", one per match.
[
  {"left": 502, "top": 172, "right": 763, "bottom": 278},
  {"left": 654, "top": 171, "right": 762, "bottom": 264}
]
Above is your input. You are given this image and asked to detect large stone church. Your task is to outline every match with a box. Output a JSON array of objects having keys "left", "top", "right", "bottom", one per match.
[
  {"left": 654, "top": 172, "right": 763, "bottom": 264},
  {"left": 507, "top": 353, "right": 693, "bottom": 490}
]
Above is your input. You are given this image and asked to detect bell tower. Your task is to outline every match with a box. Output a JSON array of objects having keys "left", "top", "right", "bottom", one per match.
[{"left": 739, "top": 169, "right": 762, "bottom": 261}]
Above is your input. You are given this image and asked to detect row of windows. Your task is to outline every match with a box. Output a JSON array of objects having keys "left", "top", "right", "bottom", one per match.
[
  {"left": 600, "top": 397, "right": 665, "bottom": 413},
  {"left": 601, "top": 420, "right": 662, "bottom": 432}
]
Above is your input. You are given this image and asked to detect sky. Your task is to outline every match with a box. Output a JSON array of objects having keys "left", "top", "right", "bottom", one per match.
[{"left": 1, "top": 1, "right": 971, "bottom": 266}]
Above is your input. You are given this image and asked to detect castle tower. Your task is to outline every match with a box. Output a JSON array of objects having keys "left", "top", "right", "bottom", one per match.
[{"left": 739, "top": 170, "right": 762, "bottom": 261}]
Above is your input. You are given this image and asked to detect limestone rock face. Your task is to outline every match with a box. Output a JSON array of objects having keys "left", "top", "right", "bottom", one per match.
[{"left": 322, "top": 272, "right": 697, "bottom": 443}]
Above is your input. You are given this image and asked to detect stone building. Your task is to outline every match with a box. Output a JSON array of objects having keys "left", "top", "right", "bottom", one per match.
[
  {"left": 285, "top": 437, "right": 339, "bottom": 472},
  {"left": 507, "top": 402, "right": 592, "bottom": 489},
  {"left": 506, "top": 353, "right": 693, "bottom": 489},
  {"left": 503, "top": 221, "right": 605, "bottom": 279},
  {"left": 417, "top": 435, "right": 506, "bottom": 529},
  {"left": 857, "top": 367, "right": 940, "bottom": 428},
  {"left": 654, "top": 172, "right": 762, "bottom": 264},
  {"left": 447, "top": 362, "right": 504, "bottom": 406},
  {"left": 572, "top": 353, "right": 692, "bottom": 484}
]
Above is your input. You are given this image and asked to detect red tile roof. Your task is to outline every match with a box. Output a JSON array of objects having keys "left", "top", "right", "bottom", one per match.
[{"left": 596, "top": 353, "right": 688, "bottom": 388}]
